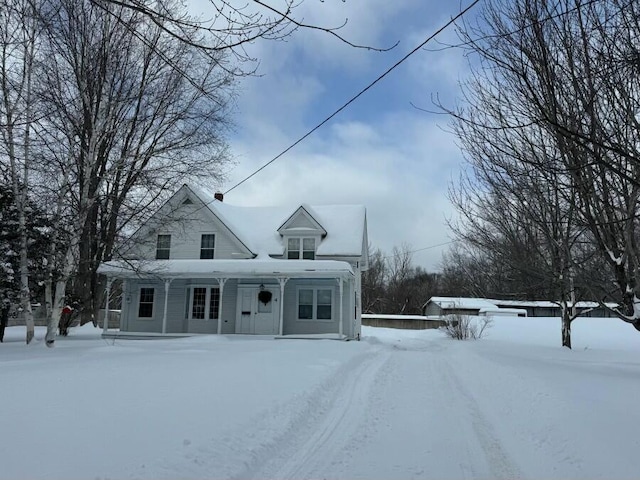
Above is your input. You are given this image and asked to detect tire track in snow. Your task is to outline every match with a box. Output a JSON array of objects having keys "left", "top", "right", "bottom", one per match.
[
  {"left": 368, "top": 337, "right": 525, "bottom": 480},
  {"left": 438, "top": 356, "right": 525, "bottom": 480},
  {"left": 232, "top": 337, "right": 523, "bottom": 480},
  {"left": 238, "top": 348, "right": 392, "bottom": 480}
]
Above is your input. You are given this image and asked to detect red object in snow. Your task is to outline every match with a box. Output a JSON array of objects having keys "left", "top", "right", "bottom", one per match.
[{"left": 62, "top": 306, "right": 73, "bottom": 315}]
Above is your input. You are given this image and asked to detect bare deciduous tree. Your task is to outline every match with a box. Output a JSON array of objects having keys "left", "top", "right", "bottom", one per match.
[
  {"left": 32, "top": 0, "right": 235, "bottom": 344},
  {"left": 361, "top": 243, "right": 444, "bottom": 315},
  {"left": 448, "top": 110, "right": 597, "bottom": 347},
  {"left": 442, "top": 0, "right": 640, "bottom": 341},
  {"left": 96, "top": 0, "right": 394, "bottom": 61},
  {"left": 361, "top": 246, "right": 386, "bottom": 314}
]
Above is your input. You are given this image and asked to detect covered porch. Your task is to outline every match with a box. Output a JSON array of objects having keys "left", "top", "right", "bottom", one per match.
[{"left": 98, "top": 259, "right": 357, "bottom": 339}]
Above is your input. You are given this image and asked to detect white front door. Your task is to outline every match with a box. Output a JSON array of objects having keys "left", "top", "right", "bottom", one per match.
[{"left": 236, "top": 286, "right": 280, "bottom": 335}]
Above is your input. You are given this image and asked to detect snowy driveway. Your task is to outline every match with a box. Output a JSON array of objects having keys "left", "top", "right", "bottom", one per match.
[
  {"left": 242, "top": 335, "right": 524, "bottom": 480},
  {"left": 2, "top": 319, "right": 640, "bottom": 479},
  {"left": 236, "top": 328, "right": 640, "bottom": 480}
]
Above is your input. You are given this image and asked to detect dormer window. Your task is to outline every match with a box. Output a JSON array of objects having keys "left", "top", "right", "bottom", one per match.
[{"left": 287, "top": 237, "right": 316, "bottom": 260}]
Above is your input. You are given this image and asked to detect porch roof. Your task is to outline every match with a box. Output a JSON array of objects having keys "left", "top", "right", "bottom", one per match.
[{"left": 98, "top": 259, "right": 354, "bottom": 280}]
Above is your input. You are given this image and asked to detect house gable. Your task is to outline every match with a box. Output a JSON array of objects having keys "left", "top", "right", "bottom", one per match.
[{"left": 123, "top": 185, "right": 254, "bottom": 260}]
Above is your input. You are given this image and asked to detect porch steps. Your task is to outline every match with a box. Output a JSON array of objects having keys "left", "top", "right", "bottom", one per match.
[
  {"left": 275, "top": 333, "right": 349, "bottom": 341},
  {"left": 101, "top": 331, "right": 200, "bottom": 340},
  {"left": 101, "top": 331, "right": 350, "bottom": 341}
]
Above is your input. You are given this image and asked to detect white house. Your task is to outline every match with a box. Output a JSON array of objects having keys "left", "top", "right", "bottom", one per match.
[{"left": 98, "top": 185, "right": 368, "bottom": 339}]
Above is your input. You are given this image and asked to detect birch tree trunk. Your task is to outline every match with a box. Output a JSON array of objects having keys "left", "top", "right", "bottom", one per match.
[
  {"left": 16, "top": 184, "right": 34, "bottom": 345},
  {"left": 5, "top": 122, "right": 35, "bottom": 344},
  {"left": 17, "top": 20, "right": 35, "bottom": 344},
  {"left": 44, "top": 204, "right": 83, "bottom": 346},
  {"left": 45, "top": 279, "right": 68, "bottom": 346},
  {"left": 0, "top": 0, "right": 37, "bottom": 344}
]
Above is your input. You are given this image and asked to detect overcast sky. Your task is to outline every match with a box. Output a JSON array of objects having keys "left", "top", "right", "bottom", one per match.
[{"left": 191, "top": 1, "right": 475, "bottom": 271}]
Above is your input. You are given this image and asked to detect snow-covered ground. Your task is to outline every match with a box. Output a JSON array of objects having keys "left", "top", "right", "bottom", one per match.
[{"left": 2, "top": 316, "right": 640, "bottom": 479}]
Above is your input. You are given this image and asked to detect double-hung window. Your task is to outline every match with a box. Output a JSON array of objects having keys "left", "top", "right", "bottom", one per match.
[
  {"left": 138, "top": 288, "right": 155, "bottom": 318},
  {"left": 297, "top": 287, "right": 333, "bottom": 321},
  {"left": 287, "top": 237, "right": 316, "bottom": 260},
  {"left": 189, "top": 287, "right": 220, "bottom": 320},
  {"left": 156, "top": 234, "right": 171, "bottom": 259},
  {"left": 200, "top": 234, "right": 215, "bottom": 259}
]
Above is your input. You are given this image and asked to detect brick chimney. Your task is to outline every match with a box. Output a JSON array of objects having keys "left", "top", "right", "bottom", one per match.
[{"left": 214, "top": 192, "right": 223, "bottom": 202}]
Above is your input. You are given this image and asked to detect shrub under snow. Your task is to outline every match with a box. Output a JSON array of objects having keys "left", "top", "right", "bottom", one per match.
[{"left": 442, "top": 314, "right": 493, "bottom": 340}]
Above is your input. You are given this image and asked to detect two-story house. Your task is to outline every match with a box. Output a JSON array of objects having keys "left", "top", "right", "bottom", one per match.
[{"left": 98, "top": 185, "right": 368, "bottom": 339}]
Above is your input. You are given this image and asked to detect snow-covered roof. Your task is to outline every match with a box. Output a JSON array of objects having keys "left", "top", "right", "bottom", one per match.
[
  {"left": 426, "top": 296, "right": 618, "bottom": 311},
  {"left": 490, "top": 299, "right": 618, "bottom": 309},
  {"left": 427, "top": 297, "right": 498, "bottom": 311},
  {"left": 98, "top": 259, "right": 354, "bottom": 279},
  {"left": 362, "top": 314, "right": 441, "bottom": 321},
  {"left": 191, "top": 187, "right": 366, "bottom": 258},
  {"left": 479, "top": 307, "right": 528, "bottom": 316}
]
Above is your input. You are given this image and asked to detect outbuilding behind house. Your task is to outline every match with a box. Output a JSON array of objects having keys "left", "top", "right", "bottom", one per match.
[{"left": 422, "top": 296, "right": 617, "bottom": 318}]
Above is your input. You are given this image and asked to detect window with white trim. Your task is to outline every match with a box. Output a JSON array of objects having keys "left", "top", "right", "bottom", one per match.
[
  {"left": 188, "top": 286, "right": 220, "bottom": 320},
  {"left": 297, "top": 287, "right": 333, "bottom": 321},
  {"left": 287, "top": 237, "right": 316, "bottom": 260},
  {"left": 156, "top": 234, "right": 171, "bottom": 259},
  {"left": 200, "top": 234, "right": 215, "bottom": 259},
  {"left": 138, "top": 288, "right": 155, "bottom": 318}
]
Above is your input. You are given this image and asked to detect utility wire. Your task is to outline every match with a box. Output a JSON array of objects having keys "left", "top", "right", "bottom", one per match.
[
  {"left": 380, "top": 240, "right": 459, "bottom": 260},
  {"left": 223, "top": 0, "right": 482, "bottom": 195}
]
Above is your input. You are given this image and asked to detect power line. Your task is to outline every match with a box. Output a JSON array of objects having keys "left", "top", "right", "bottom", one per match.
[
  {"left": 223, "top": 0, "right": 482, "bottom": 195},
  {"left": 411, "top": 240, "right": 459, "bottom": 254},
  {"left": 380, "top": 240, "right": 459, "bottom": 260}
]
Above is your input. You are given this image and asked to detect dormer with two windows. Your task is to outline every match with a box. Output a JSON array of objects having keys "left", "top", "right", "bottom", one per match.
[{"left": 278, "top": 206, "right": 326, "bottom": 261}]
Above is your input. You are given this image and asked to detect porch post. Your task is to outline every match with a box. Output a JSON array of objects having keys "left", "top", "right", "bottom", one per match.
[
  {"left": 278, "top": 277, "right": 289, "bottom": 336},
  {"left": 217, "top": 278, "right": 227, "bottom": 335},
  {"left": 121, "top": 279, "right": 128, "bottom": 330},
  {"left": 103, "top": 278, "right": 113, "bottom": 335},
  {"left": 162, "top": 279, "right": 172, "bottom": 334},
  {"left": 349, "top": 277, "right": 356, "bottom": 335},
  {"left": 338, "top": 277, "right": 344, "bottom": 338}
]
